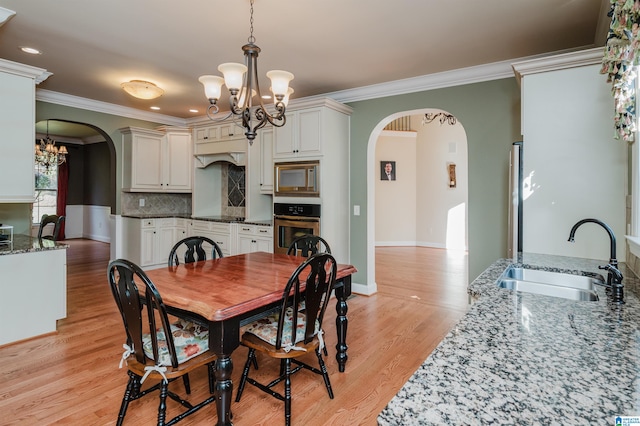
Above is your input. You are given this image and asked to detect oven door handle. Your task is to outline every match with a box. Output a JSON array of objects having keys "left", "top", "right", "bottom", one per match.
[{"left": 274, "top": 215, "right": 320, "bottom": 222}]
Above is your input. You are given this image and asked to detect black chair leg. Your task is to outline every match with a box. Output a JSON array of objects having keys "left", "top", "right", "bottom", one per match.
[
  {"left": 316, "top": 348, "right": 334, "bottom": 399},
  {"left": 182, "top": 373, "right": 191, "bottom": 394},
  {"left": 158, "top": 380, "right": 169, "bottom": 426},
  {"left": 116, "top": 372, "right": 137, "bottom": 426},
  {"left": 236, "top": 349, "right": 255, "bottom": 402},
  {"left": 284, "top": 358, "right": 292, "bottom": 426}
]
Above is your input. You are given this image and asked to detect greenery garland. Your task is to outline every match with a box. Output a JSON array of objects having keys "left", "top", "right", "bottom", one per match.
[{"left": 600, "top": 0, "right": 640, "bottom": 142}]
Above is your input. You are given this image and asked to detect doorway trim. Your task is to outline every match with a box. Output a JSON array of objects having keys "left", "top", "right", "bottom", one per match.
[{"left": 365, "top": 108, "right": 468, "bottom": 295}]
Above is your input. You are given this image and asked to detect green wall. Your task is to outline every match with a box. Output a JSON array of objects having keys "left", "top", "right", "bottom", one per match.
[
  {"left": 36, "top": 101, "right": 165, "bottom": 214},
  {"left": 348, "top": 77, "right": 521, "bottom": 285},
  {"left": 11, "top": 81, "right": 519, "bottom": 284}
]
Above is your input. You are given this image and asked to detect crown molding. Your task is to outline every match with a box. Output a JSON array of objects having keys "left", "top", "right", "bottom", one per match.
[
  {"left": 36, "top": 47, "right": 601, "bottom": 124},
  {"left": 511, "top": 47, "right": 603, "bottom": 84},
  {"left": 323, "top": 60, "right": 516, "bottom": 104},
  {"left": 0, "top": 58, "right": 51, "bottom": 83},
  {"left": 0, "top": 6, "right": 16, "bottom": 27},
  {"left": 36, "top": 89, "right": 187, "bottom": 126}
]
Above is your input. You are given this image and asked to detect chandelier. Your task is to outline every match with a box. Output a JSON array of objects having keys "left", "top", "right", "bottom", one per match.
[
  {"left": 35, "top": 120, "right": 68, "bottom": 170},
  {"left": 198, "top": 0, "right": 294, "bottom": 144},
  {"left": 422, "top": 112, "right": 457, "bottom": 126}
]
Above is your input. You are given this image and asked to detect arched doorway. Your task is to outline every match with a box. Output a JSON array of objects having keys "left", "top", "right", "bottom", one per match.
[
  {"left": 367, "top": 108, "right": 469, "bottom": 292},
  {"left": 34, "top": 119, "right": 116, "bottom": 242}
]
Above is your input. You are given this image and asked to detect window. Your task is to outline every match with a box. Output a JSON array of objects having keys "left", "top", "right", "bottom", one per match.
[{"left": 33, "top": 163, "right": 58, "bottom": 223}]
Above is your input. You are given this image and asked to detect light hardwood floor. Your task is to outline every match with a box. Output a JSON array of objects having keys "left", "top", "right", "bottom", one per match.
[{"left": 0, "top": 240, "right": 469, "bottom": 425}]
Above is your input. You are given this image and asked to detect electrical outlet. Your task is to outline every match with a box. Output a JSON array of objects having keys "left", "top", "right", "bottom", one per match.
[
  {"left": 139, "top": 198, "right": 145, "bottom": 207},
  {"left": 353, "top": 205, "right": 360, "bottom": 216}
]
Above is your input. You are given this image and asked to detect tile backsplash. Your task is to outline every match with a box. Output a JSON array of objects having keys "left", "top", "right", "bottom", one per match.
[
  {"left": 222, "top": 164, "right": 246, "bottom": 217},
  {"left": 122, "top": 192, "right": 192, "bottom": 215},
  {"left": 121, "top": 163, "right": 246, "bottom": 218}
]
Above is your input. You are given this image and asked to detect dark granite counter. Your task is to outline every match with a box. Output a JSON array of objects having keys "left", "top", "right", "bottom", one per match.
[
  {"left": 0, "top": 234, "right": 68, "bottom": 256},
  {"left": 121, "top": 213, "right": 192, "bottom": 219},
  {"left": 121, "top": 214, "right": 272, "bottom": 227},
  {"left": 378, "top": 253, "right": 640, "bottom": 425}
]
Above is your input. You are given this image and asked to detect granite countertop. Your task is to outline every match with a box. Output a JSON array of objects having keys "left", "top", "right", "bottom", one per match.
[
  {"left": 378, "top": 253, "right": 640, "bottom": 425},
  {"left": 121, "top": 214, "right": 272, "bottom": 227},
  {"left": 0, "top": 234, "right": 68, "bottom": 256}
]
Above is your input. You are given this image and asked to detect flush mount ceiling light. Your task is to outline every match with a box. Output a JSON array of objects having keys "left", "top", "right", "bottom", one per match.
[
  {"left": 121, "top": 80, "right": 164, "bottom": 100},
  {"left": 198, "top": 0, "right": 294, "bottom": 144}
]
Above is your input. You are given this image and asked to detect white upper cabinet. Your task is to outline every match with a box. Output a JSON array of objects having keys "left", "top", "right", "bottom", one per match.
[
  {"left": 0, "top": 59, "right": 50, "bottom": 202},
  {"left": 121, "top": 126, "right": 192, "bottom": 192},
  {"left": 274, "top": 108, "right": 322, "bottom": 159},
  {"left": 163, "top": 128, "right": 192, "bottom": 191},
  {"left": 259, "top": 127, "right": 274, "bottom": 193}
]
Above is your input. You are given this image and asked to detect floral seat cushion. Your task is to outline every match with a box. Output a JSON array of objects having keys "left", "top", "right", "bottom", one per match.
[
  {"left": 142, "top": 318, "right": 209, "bottom": 366},
  {"left": 243, "top": 306, "right": 319, "bottom": 349}
]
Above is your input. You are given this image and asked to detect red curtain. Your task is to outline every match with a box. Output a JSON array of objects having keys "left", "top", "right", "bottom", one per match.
[{"left": 56, "top": 159, "right": 69, "bottom": 240}]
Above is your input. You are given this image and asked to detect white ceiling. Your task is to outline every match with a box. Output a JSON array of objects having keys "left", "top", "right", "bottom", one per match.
[{"left": 0, "top": 0, "right": 609, "bottom": 129}]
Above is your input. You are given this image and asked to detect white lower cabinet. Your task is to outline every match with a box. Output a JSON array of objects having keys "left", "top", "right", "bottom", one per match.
[
  {"left": 124, "top": 219, "right": 273, "bottom": 267},
  {"left": 122, "top": 218, "right": 188, "bottom": 268},
  {"left": 236, "top": 224, "right": 273, "bottom": 254},
  {"left": 188, "top": 220, "right": 231, "bottom": 256}
]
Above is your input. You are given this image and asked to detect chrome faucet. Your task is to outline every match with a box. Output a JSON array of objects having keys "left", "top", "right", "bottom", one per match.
[{"left": 568, "top": 218, "right": 624, "bottom": 303}]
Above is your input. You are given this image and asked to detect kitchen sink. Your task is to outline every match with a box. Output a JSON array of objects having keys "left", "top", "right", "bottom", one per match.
[{"left": 496, "top": 267, "right": 602, "bottom": 301}]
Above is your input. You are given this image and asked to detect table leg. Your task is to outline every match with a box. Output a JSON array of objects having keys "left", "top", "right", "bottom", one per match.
[
  {"left": 214, "top": 354, "right": 233, "bottom": 426},
  {"left": 334, "top": 275, "right": 351, "bottom": 372}
]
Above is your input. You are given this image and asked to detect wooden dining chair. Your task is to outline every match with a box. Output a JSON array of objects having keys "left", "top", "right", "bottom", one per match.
[
  {"left": 108, "top": 259, "right": 217, "bottom": 426},
  {"left": 287, "top": 235, "right": 332, "bottom": 356},
  {"left": 235, "top": 253, "right": 338, "bottom": 426},
  {"left": 37, "top": 214, "right": 65, "bottom": 241},
  {"left": 168, "top": 235, "right": 223, "bottom": 267},
  {"left": 286, "top": 235, "right": 331, "bottom": 258}
]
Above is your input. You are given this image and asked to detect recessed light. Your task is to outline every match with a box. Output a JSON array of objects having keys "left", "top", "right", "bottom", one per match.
[
  {"left": 20, "top": 46, "right": 41, "bottom": 55},
  {"left": 189, "top": 109, "right": 199, "bottom": 113},
  {"left": 150, "top": 106, "right": 160, "bottom": 110}
]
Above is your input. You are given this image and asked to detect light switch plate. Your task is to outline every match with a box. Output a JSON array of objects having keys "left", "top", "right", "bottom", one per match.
[{"left": 353, "top": 205, "right": 360, "bottom": 216}]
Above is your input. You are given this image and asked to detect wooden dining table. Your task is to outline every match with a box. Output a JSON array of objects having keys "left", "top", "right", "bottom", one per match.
[{"left": 145, "top": 251, "right": 357, "bottom": 426}]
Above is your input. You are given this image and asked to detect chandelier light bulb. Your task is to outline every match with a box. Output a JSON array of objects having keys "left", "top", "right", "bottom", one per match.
[
  {"left": 266, "top": 70, "right": 294, "bottom": 99},
  {"left": 218, "top": 63, "right": 247, "bottom": 92},
  {"left": 198, "top": 75, "right": 225, "bottom": 102}
]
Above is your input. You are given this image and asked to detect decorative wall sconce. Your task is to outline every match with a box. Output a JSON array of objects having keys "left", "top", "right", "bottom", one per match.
[
  {"left": 448, "top": 163, "right": 456, "bottom": 188},
  {"left": 423, "top": 112, "right": 457, "bottom": 126}
]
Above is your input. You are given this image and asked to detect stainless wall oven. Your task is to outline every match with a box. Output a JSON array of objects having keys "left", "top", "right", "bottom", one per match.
[{"left": 273, "top": 203, "right": 321, "bottom": 254}]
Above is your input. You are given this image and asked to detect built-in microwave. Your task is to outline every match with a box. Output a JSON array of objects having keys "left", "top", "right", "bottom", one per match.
[{"left": 274, "top": 161, "right": 319, "bottom": 197}]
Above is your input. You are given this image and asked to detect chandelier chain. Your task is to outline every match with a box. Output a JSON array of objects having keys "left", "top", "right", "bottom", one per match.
[{"left": 248, "top": 0, "right": 255, "bottom": 44}]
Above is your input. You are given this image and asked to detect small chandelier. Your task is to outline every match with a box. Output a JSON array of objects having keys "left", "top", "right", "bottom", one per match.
[
  {"left": 35, "top": 120, "right": 68, "bottom": 170},
  {"left": 198, "top": 0, "right": 294, "bottom": 144}
]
